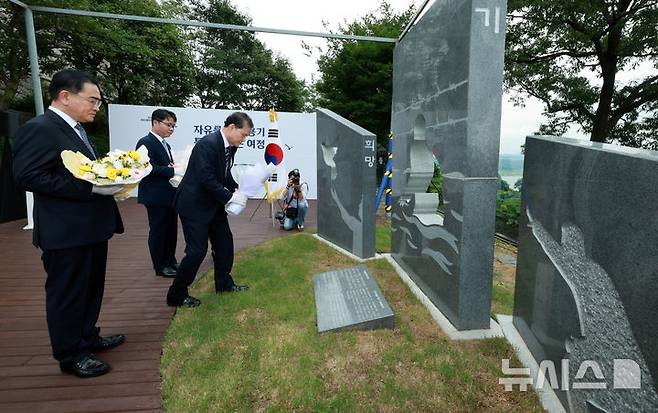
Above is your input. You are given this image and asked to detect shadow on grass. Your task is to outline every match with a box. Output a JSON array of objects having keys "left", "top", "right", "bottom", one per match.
[
  {"left": 376, "top": 220, "right": 391, "bottom": 254},
  {"left": 161, "top": 233, "right": 540, "bottom": 413}
]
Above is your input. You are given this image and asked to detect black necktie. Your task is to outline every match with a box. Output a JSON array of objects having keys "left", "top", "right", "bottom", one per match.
[{"left": 75, "top": 123, "right": 96, "bottom": 159}]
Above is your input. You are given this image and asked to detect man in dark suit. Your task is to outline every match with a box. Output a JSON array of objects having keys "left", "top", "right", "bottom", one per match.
[
  {"left": 136, "top": 109, "right": 179, "bottom": 278},
  {"left": 12, "top": 69, "right": 125, "bottom": 378},
  {"left": 167, "top": 112, "right": 252, "bottom": 308}
]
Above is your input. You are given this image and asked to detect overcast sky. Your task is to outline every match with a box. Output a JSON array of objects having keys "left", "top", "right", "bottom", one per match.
[{"left": 234, "top": 0, "right": 588, "bottom": 155}]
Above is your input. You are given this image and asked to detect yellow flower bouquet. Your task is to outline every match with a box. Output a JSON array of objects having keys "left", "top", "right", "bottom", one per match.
[{"left": 60, "top": 146, "right": 152, "bottom": 199}]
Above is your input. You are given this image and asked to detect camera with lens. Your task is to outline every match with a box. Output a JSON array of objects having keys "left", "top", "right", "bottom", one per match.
[
  {"left": 289, "top": 169, "right": 300, "bottom": 186},
  {"left": 274, "top": 210, "right": 285, "bottom": 223}
]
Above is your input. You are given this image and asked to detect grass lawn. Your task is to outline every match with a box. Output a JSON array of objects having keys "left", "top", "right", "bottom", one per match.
[
  {"left": 375, "top": 219, "right": 391, "bottom": 254},
  {"left": 161, "top": 231, "right": 539, "bottom": 412}
]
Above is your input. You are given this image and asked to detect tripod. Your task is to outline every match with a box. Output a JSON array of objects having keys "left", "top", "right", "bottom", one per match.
[{"left": 248, "top": 189, "right": 284, "bottom": 227}]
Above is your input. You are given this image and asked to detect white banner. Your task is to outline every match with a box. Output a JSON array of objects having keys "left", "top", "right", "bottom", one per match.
[{"left": 108, "top": 104, "right": 317, "bottom": 199}]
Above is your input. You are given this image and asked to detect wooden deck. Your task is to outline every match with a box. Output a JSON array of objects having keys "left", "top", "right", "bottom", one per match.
[{"left": 0, "top": 198, "right": 316, "bottom": 412}]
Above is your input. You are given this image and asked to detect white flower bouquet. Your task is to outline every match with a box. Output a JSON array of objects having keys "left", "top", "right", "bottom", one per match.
[
  {"left": 168, "top": 144, "right": 194, "bottom": 188},
  {"left": 225, "top": 163, "right": 276, "bottom": 215},
  {"left": 60, "top": 146, "right": 153, "bottom": 199}
]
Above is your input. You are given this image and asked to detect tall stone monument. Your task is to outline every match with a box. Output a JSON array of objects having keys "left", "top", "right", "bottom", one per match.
[
  {"left": 390, "top": 0, "right": 507, "bottom": 330},
  {"left": 316, "top": 108, "right": 376, "bottom": 258},
  {"left": 513, "top": 135, "right": 658, "bottom": 412}
]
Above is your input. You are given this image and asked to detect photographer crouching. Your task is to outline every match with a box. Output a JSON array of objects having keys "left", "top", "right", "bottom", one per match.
[{"left": 279, "top": 169, "right": 308, "bottom": 231}]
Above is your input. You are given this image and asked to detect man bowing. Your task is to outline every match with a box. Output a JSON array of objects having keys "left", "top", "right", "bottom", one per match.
[{"left": 167, "top": 112, "right": 253, "bottom": 307}]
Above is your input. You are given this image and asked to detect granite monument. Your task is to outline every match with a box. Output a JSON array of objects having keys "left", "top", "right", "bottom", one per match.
[{"left": 390, "top": 0, "right": 507, "bottom": 330}]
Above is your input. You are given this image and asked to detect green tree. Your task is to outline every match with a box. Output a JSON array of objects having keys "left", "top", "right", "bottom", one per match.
[
  {"left": 314, "top": 2, "right": 415, "bottom": 150},
  {"left": 427, "top": 161, "right": 444, "bottom": 212},
  {"left": 0, "top": 1, "right": 53, "bottom": 111},
  {"left": 496, "top": 186, "right": 521, "bottom": 239},
  {"left": 45, "top": 0, "right": 196, "bottom": 106},
  {"left": 0, "top": 0, "right": 196, "bottom": 110},
  {"left": 189, "top": 0, "right": 304, "bottom": 111},
  {"left": 0, "top": 2, "right": 24, "bottom": 111},
  {"left": 506, "top": 0, "right": 658, "bottom": 148}
]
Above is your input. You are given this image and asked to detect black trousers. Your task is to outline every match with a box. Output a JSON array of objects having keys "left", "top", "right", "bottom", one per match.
[
  {"left": 146, "top": 205, "right": 178, "bottom": 271},
  {"left": 167, "top": 210, "right": 234, "bottom": 303},
  {"left": 41, "top": 241, "right": 107, "bottom": 365}
]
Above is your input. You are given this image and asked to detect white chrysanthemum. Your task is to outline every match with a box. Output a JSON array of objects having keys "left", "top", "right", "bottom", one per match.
[{"left": 92, "top": 163, "right": 107, "bottom": 177}]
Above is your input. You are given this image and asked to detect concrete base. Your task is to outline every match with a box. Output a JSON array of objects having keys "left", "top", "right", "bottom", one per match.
[
  {"left": 384, "top": 254, "right": 503, "bottom": 340},
  {"left": 313, "top": 234, "right": 385, "bottom": 263},
  {"left": 497, "top": 314, "right": 567, "bottom": 413}
]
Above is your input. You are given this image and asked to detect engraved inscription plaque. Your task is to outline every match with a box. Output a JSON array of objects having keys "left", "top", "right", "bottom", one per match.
[{"left": 313, "top": 265, "right": 394, "bottom": 333}]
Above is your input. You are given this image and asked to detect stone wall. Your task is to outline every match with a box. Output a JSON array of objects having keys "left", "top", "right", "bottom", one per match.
[
  {"left": 316, "top": 108, "right": 376, "bottom": 259},
  {"left": 513, "top": 135, "right": 658, "bottom": 412},
  {"left": 390, "top": 0, "right": 507, "bottom": 330}
]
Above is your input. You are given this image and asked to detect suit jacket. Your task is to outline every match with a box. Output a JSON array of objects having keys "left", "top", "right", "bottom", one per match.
[
  {"left": 174, "top": 131, "right": 237, "bottom": 223},
  {"left": 12, "top": 110, "right": 124, "bottom": 249},
  {"left": 136, "top": 132, "right": 176, "bottom": 207}
]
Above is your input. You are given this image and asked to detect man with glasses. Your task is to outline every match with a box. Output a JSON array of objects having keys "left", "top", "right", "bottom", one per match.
[
  {"left": 136, "top": 109, "right": 180, "bottom": 279},
  {"left": 13, "top": 69, "right": 125, "bottom": 378},
  {"left": 166, "top": 112, "right": 252, "bottom": 308}
]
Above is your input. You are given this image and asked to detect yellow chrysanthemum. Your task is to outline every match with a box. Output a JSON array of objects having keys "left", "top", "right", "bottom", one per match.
[
  {"left": 79, "top": 163, "right": 92, "bottom": 172},
  {"left": 128, "top": 150, "right": 141, "bottom": 161},
  {"left": 106, "top": 167, "right": 117, "bottom": 180},
  {"left": 121, "top": 167, "right": 130, "bottom": 177}
]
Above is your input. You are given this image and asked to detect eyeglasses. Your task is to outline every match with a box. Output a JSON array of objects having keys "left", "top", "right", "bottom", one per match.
[
  {"left": 70, "top": 92, "right": 103, "bottom": 109},
  {"left": 157, "top": 119, "right": 177, "bottom": 129}
]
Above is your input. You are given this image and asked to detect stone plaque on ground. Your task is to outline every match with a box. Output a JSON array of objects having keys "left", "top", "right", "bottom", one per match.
[{"left": 313, "top": 265, "right": 394, "bottom": 333}]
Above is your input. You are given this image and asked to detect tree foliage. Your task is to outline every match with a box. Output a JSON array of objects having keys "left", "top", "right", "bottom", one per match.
[
  {"left": 506, "top": 0, "right": 658, "bottom": 148},
  {"left": 496, "top": 184, "right": 521, "bottom": 239},
  {"left": 0, "top": 0, "right": 305, "bottom": 114},
  {"left": 52, "top": 0, "right": 196, "bottom": 106},
  {"left": 188, "top": 0, "right": 304, "bottom": 111},
  {"left": 1, "top": 0, "right": 196, "bottom": 110},
  {"left": 0, "top": 1, "right": 45, "bottom": 111},
  {"left": 314, "top": 2, "right": 414, "bottom": 150},
  {"left": 427, "top": 161, "right": 444, "bottom": 208}
]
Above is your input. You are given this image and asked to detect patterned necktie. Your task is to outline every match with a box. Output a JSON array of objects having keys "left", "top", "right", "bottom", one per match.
[
  {"left": 75, "top": 123, "right": 96, "bottom": 159},
  {"left": 163, "top": 139, "right": 173, "bottom": 162},
  {"left": 224, "top": 147, "right": 231, "bottom": 176}
]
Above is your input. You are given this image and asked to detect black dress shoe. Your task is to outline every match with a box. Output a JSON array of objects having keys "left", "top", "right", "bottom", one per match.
[
  {"left": 217, "top": 284, "right": 250, "bottom": 293},
  {"left": 167, "top": 295, "right": 201, "bottom": 307},
  {"left": 60, "top": 354, "right": 109, "bottom": 378},
  {"left": 156, "top": 266, "right": 177, "bottom": 278},
  {"left": 91, "top": 334, "right": 125, "bottom": 352}
]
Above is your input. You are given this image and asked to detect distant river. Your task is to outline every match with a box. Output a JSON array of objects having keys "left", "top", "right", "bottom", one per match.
[{"left": 501, "top": 175, "right": 522, "bottom": 187}]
